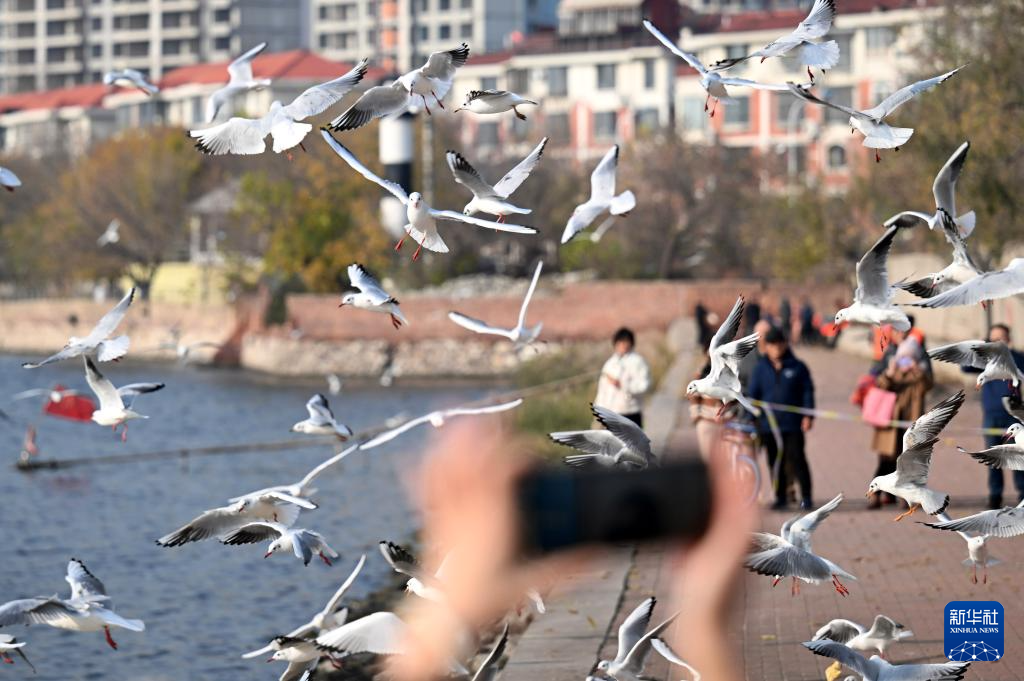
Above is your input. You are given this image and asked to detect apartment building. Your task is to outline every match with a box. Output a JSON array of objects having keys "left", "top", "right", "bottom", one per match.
[
  {"left": 0, "top": 0, "right": 307, "bottom": 95},
  {"left": 309, "top": 0, "right": 559, "bottom": 74}
]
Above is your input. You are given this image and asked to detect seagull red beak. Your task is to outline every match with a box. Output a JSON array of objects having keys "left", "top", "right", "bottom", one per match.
[
  {"left": 266, "top": 657, "right": 275, "bottom": 663},
  {"left": 1004, "top": 432, "right": 1014, "bottom": 442},
  {"left": 264, "top": 551, "right": 272, "bottom": 559}
]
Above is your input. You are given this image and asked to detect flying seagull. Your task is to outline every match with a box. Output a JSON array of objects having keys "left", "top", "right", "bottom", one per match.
[
  {"left": 448, "top": 260, "right": 544, "bottom": 348},
  {"left": 471, "top": 624, "right": 509, "bottom": 681},
  {"left": 550, "top": 404, "right": 655, "bottom": 469},
  {"left": 0, "top": 634, "right": 34, "bottom": 672},
  {"left": 561, "top": 145, "right": 636, "bottom": 244},
  {"left": 291, "top": 393, "right": 353, "bottom": 440},
  {"left": 866, "top": 391, "right": 964, "bottom": 521},
  {"left": 801, "top": 639, "right": 969, "bottom": 681},
  {"left": 191, "top": 60, "right": 367, "bottom": 156},
  {"left": 596, "top": 597, "right": 681, "bottom": 681},
  {"left": 23, "top": 287, "right": 135, "bottom": 368},
  {"left": 909, "top": 258, "right": 1024, "bottom": 309},
  {"left": 812, "top": 615, "right": 913, "bottom": 658},
  {"left": 379, "top": 541, "right": 449, "bottom": 603},
  {"left": 746, "top": 531, "right": 856, "bottom": 596},
  {"left": 359, "top": 399, "right": 524, "bottom": 450},
  {"left": 322, "top": 130, "right": 535, "bottom": 259},
  {"left": 103, "top": 68, "right": 158, "bottom": 95},
  {"left": 83, "top": 357, "right": 148, "bottom": 441},
  {"left": 0, "top": 166, "right": 22, "bottom": 192},
  {"left": 685, "top": 296, "right": 761, "bottom": 415},
  {"left": 330, "top": 44, "right": 470, "bottom": 129},
  {"left": 229, "top": 444, "right": 361, "bottom": 502},
  {"left": 929, "top": 340, "right": 1024, "bottom": 389},
  {"left": 833, "top": 224, "right": 910, "bottom": 332},
  {"left": 339, "top": 263, "right": 408, "bottom": 329},
  {"left": 97, "top": 219, "right": 121, "bottom": 247},
  {"left": 884, "top": 141, "right": 975, "bottom": 234},
  {"left": 155, "top": 492, "right": 316, "bottom": 548},
  {"left": 786, "top": 65, "right": 967, "bottom": 162},
  {"left": 925, "top": 512, "right": 1000, "bottom": 584},
  {"left": 446, "top": 137, "right": 547, "bottom": 220},
  {"left": 220, "top": 521, "right": 340, "bottom": 566},
  {"left": 896, "top": 208, "right": 981, "bottom": 299},
  {"left": 456, "top": 89, "right": 537, "bottom": 119},
  {"left": 205, "top": 42, "right": 272, "bottom": 122},
  {"left": 644, "top": 19, "right": 802, "bottom": 117}
]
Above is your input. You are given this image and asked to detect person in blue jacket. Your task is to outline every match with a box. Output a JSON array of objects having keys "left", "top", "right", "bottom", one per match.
[
  {"left": 963, "top": 323, "right": 1024, "bottom": 509},
  {"left": 749, "top": 326, "right": 816, "bottom": 510}
]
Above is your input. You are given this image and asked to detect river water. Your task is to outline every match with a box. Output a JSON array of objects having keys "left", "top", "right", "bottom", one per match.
[{"left": 0, "top": 355, "right": 489, "bottom": 680}]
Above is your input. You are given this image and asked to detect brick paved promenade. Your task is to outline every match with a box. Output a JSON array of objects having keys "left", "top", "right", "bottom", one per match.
[{"left": 505, "top": 346, "right": 1024, "bottom": 681}]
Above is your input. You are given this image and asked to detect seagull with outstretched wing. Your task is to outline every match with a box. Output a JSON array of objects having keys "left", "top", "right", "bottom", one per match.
[
  {"left": 448, "top": 261, "right": 545, "bottom": 348},
  {"left": 23, "top": 288, "right": 135, "bottom": 368},
  {"left": 686, "top": 296, "right": 761, "bottom": 415},
  {"left": 339, "top": 263, "right": 408, "bottom": 329},
  {"left": 833, "top": 224, "right": 910, "bottom": 332},
  {"left": 205, "top": 42, "right": 272, "bottom": 122},
  {"left": 561, "top": 145, "right": 636, "bottom": 244},
  {"left": 446, "top": 137, "right": 547, "bottom": 220}
]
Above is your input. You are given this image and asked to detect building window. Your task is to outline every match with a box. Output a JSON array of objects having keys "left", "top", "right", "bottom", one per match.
[
  {"left": 828, "top": 144, "right": 847, "bottom": 169},
  {"left": 480, "top": 76, "right": 498, "bottom": 91},
  {"left": 214, "top": 8, "right": 231, "bottom": 23},
  {"left": 642, "top": 59, "right": 655, "bottom": 89},
  {"left": 511, "top": 114, "right": 530, "bottom": 140},
  {"left": 319, "top": 34, "right": 329, "bottom": 49},
  {"left": 594, "top": 111, "right": 617, "bottom": 140},
  {"left": 546, "top": 112, "right": 570, "bottom": 143},
  {"left": 507, "top": 68, "right": 528, "bottom": 94},
  {"left": 90, "top": 17, "right": 101, "bottom": 31},
  {"left": 681, "top": 96, "right": 707, "bottom": 130},
  {"left": 417, "top": 26, "right": 429, "bottom": 41},
  {"left": 439, "top": 24, "right": 451, "bottom": 40},
  {"left": 214, "top": 36, "right": 230, "bottom": 51},
  {"left": 46, "top": 21, "right": 66, "bottom": 36},
  {"left": 460, "top": 22, "right": 473, "bottom": 38},
  {"left": 865, "top": 26, "right": 895, "bottom": 54},
  {"left": 461, "top": 0, "right": 472, "bottom": 7},
  {"left": 17, "top": 23, "right": 36, "bottom": 37},
  {"left": 723, "top": 96, "right": 749, "bottom": 127},
  {"left": 439, "top": 0, "right": 450, "bottom": 8},
  {"left": 547, "top": 66, "right": 567, "bottom": 96},
  {"left": 774, "top": 94, "right": 804, "bottom": 127},
  {"left": 163, "top": 39, "right": 181, "bottom": 55},
  {"left": 478, "top": 121, "right": 499, "bottom": 146},
  {"left": 46, "top": 47, "right": 65, "bottom": 63},
  {"left": 128, "top": 42, "right": 148, "bottom": 57},
  {"left": 596, "top": 63, "right": 616, "bottom": 90},
  {"left": 822, "top": 86, "right": 852, "bottom": 124},
  {"left": 91, "top": 44, "right": 102, "bottom": 57},
  {"left": 833, "top": 33, "right": 852, "bottom": 71},
  {"left": 162, "top": 12, "right": 182, "bottom": 28},
  {"left": 634, "top": 108, "right": 659, "bottom": 135}
]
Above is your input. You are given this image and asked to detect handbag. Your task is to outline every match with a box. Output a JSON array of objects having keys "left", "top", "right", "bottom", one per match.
[
  {"left": 849, "top": 374, "right": 875, "bottom": 406},
  {"left": 861, "top": 386, "right": 897, "bottom": 428}
]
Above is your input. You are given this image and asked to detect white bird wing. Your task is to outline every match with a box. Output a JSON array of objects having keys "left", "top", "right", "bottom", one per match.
[
  {"left": 788, "top": 493, "right": 843, "bottom": 540},
  {"left": 83, "top": 357, "right": 124, "bottom": 412},
  {"left": 329, "top": 81, "right": 410, "bottom": 131},
  {"left": 719, "top": 77, "right": 794, "bottom": 92},
  {"left": 914, "top": 259, "right": 1024, "bottom": 308},
  {"left": 903, "top": 391, "right": 964, "bottom": 450},
  {"left": 86, "top": 287, "right": 136, "bottom": 343},
  {"left": 220, "top": 521, "right": 286, "bottom": 546},
  {"left": 792, "top": 0, "right": 836, "bottom": 41},
  {"left": 642, "top": 20, "right": 707, "bottom": 76},
  {"left": 448, "top": 311, "right": 514, "bottom": 339},
  {"left": 928, "top": 341, "right": 988, "bottom": 370},
  {"left": 347, "top": 263, "right": 393, "bottom": 305},
  {"left": 589, "top": 145, "right": 620, "bottom": 202},
  {"left": 517, "top": 261, "right": 543, "bottom": 329},
  {"left": 446, "top": 150, "right": 496, "bottom": 197},
  {"left": 190, "top": 117, "right": 268, "bottom": 155},
  {"left": 117, "top": 382, "right": 165, "bottom": 397},
  {"left": 592, "top": 405, "right": 652, "bottom": 460},
  {"left": 472, "top": 623, "right": 509, "bottom": 681},
  {"left": 614, "top": 597, "right": 655, "bottom": 663},
  {"left": 933, "top": 141, "right": 970, "bottom": 216},
  {"left": 305, "top": 393, "right": 336, "bottom": 426},
  {"left": 492, "top": 137, "right": 548, "bottom": 198},
  {"left": 358, "top": 414, "right": 435, "bottom": 450},
  {"left": 320, "top": 130, "right": 409, "bottom": 203},
  {"left": 360, "top": 399, "right": 523, "bottom": 450},
  {"left": 156, "top": 505, "right": 254, "bottom": 546},
  {"left": 562, "top": 200, "right": 610, "bottom": 244},
  {"left": 709, "top": 296, "right": 744, "bottom": 353},
  {"left": 258, "top": 491, "right": 317, "bottom": 510},
  {"left": 227, "top": 42, "right": 267, "bottom": 85},
  {"left": 319, "top": 554, "right": 366, "bottom": 620},
  {"left": 429, "top": 208, "right": 536, "bottom": 233},
  {"left": 0, "top": 598, "right": 81, "bottom": 628},
  {"left": 959, "top": 443, "right": 1024, "bottom": 471},
  {"left": 299, "top": 444, "right": 361, "bottom": 489},
  {"left": 812, "top": 619, "right": 865, "bottom": 644},
  {"left": 418, "top": 43, "right": 471, "bottom": 98},
  {"left": 281, "top": 60, "right": 368, "bottom": 120},
  {"left": 91, "top": 607, "right": 144, "bottom": 632},
  {"left": 863, "top": 65, "right": 966, "bottom": 120},
  {"left": 854, "top": 224, "right": 901, "bottom": 304},
  {"left": 548, "top": 429, "right": 624, "bottom": 458},
  {"left": 801, "top": 641, "right": 876, "bottom": 680},
  {"left": 441, "top": 399, "right": 523, "bottom": 418},
  {"left": 885, "top": 661, "right": 969, "bottom": 681},
  {"left": 973, "top": 342, "right": 1020, "bottom": 378},
  {"left": 894, "top": 438, "right": 939, "bottom": 487},
  {"left": 650, "top": 638, "right": 701, "bottom": 681},
  {"left": 316, "top": 611, "right": 407, "bottom": 655},
  {"left": 66, "top": 558, "right": 107, "bottom": 600},
  {"left": 787, "top": 83, "right": 867, "bottom": 120},
  {"left": 926, "top": 508, "right": 1024, "bottom": 538}
]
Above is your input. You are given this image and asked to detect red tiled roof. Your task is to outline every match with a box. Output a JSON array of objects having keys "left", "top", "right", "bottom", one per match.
[
  {"left": 159, "top": 49, "right": 366, "bottom": 88},
  {"left": 692, "top": 0, "right": 939, "bottom": 34},
  {"left": 0, "top": 83, "right": 109, "bottom": 114}
]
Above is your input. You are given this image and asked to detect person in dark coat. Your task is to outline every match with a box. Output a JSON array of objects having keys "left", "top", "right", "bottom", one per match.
[{"left": 748, "top": 327, "right": 816, "bottom": 510}]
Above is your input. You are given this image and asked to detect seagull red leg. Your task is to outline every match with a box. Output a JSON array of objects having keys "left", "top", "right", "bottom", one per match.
[
  {"left": 104, "top": 626, "right": 118, "bottom": 650},
  {"left": 413, "top": 242, "right": 423, "bottom": 261},
  {"left": 432, "top": 90, "right": 445, "bottom": 109},
  {"left": 394, "top": 236, "right": 406, "bottom": 252}
]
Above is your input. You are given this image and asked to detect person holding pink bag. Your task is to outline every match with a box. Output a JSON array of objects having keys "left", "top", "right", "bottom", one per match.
[{"left": 865, "top": 327, "right": 934, "bottom": 509}]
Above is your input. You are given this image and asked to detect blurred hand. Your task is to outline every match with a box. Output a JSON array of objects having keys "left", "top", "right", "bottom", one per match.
[
  {"left": 604, "top": 373, "right": 622, "bottom": 389},
  {"left": 801, "top": 416, "right": 814, "bottom": 433}
]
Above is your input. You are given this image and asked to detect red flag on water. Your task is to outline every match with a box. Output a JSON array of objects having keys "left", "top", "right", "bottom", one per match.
[{"left": 43, "top": 384, "right": 95, "bottom": 422}]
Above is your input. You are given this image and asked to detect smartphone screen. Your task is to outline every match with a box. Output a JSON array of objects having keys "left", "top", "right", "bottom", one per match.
[{"left": 517, "top": 459, "right": 711, "bottom": 557}]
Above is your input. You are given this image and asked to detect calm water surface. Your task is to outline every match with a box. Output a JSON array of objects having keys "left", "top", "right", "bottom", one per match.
[{"left": 0, "top": 355, "right": 490, "bottom": 680}]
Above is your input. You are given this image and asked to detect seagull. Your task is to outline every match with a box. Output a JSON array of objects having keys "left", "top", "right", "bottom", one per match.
[
  {"left": 103, "top": 69, "right": 158, "bottom": 95},
  {"left": 812, "top": 615, "right": 913, "bottom": 658},
  {"left": 644, "top": 19, "right": 802, "bottom": 117},
  {"left": 339, "top": 263, "right": 408, "bottom": 329},
  {"left": 115, "top": 381, "right": 165, "bottom": 409},
  {"left": 242, "top": 554, "right": 365, "bottom": 659},
  {"left": 895, "top": 208, "right": 981, "bottom": 299},
  {"left": 0, "top": 634, "right": 34, "bottom": 672},
  {"left": 560, "top": 145, "right": 636, "bottom": 244},
  {"left": 23, "top": 287, "right": 135, "bottom": 368},
  {"left": 455, "top": 89, "right": 537, "bottom": 120},
  {"left": 0, "top": 558, "right": 145, "bottom": 651},
  {"left": 379, "top": 541, "right": 448, "bottom": 602},
  {"left": 596, "top": 597, "right": 681, "bottom": 681},
  {"left": 782, "top": 493, "right": 843, "bottom": 556},
  {"left": 0, "top": 166, "right": 21, "bottom": 192},
  {"left": 745, "top": 531, "right": 856, "bottom": 596},
  {"left": 685, "top": 296, "right": 761, "bottom": 415},
  {"left": 909, "top": 258, "right": 1024, "bottom": 309},
  {"left": 326, "top": 373, "right": 343, "bottom": 395},
  {"left": 884, "top": 142, "right": 975, "bottom": 234},
  {"left": 155, "top": 492, "right": 316, "bottom": 547},
  {"left": 929, "top": 340, "right": 1024, "bottom": 389},
  {"left": 866, "top": 391, "right": 964, "bottom": 521},
  {"left": 833, "top": 224, "right": 910, "bottom": 333},
  {"left": 322, "top": 131, "right": 536, "bottom": 260},
  {"left": 471, "top": 624, "right": 509, "bottom": 681},
  {"left": 446, "top": 137, "right": 547, "bottom": 220},
  {"left": 264, "top": 637, "right": 345, "bottom": 681},
  {"left": 97, "top": 219, "right": 121, "bottom": 246},
  {"left": 923, "top": 499, "right": 1024, "bottom": 539},
  {"left": 330, "top": 44, "right": 470, "bottom": 129},
  {"left": 956, "top": 422, "right": 1024, "bottom": 471},
  {"left": 83, "top": 357, "right": 148, "bottom": 442},
  {"left": 358, "top": 398, "right": 524, "bottom": 450},
  {"left": 220, "top": 521, "right": 339, "bottom": 566},
  {"left": 710, "top": 0, "right": 838, "bottom": 82},
  {"left": 191, "top": 59, "right": 367, "bottom": 156},
  {"left": 649, "top": 638, "right": 701, "bottom": 681},
  {"left": 550, "top": 404, "right": 654, "bottom": 469},
  {"left": 229, "top": 444, "right": 361, "bottom": 502},
  {"left": 926, "top": 512, "right": 999, "bottom": 584},
  {"left": 786, "top": 65, "right": 967, "bottom": 162},
  {"left": 291, "top": 393, "right": 353, "bottom": 440},
  {"left": 448, "top": 260, "right": 544, "bottom": 348},
  {"left": 11, "top": 386, "right": 79, "bottom": 402},
  {"left": 802, "top": 639, "right": 969, "bottom": 681},
  {"left": 158, "top": 339, "right": 222, "bottom": 363},
  {"left": 205, "top": 42, "right": 272, "bottom": 122}
]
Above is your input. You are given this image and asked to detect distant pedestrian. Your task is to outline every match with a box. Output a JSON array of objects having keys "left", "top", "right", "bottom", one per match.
[
  {"left": 695, "top": 302, "right": 713, "bottom": 349},
  {"left": 963, "top": 323, "right": 1024, "bottom": 509},
  {"left": 798, "top": 299, "right": 817, "bottom": 344},
  {"left": 748, "top": 327, "right": 816, "bottom": 510},
  {"left": 779, "top": 297, "right": 792, "bottom": 339},
  {"left": 741, "top": 297, "right": 761, "bottom": 336},
  {"left": 594, "top": 327, "right": 651, "bottom": 428},
  {"left": 738, "top": 318, "right": 772, "bottom": 390}
]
